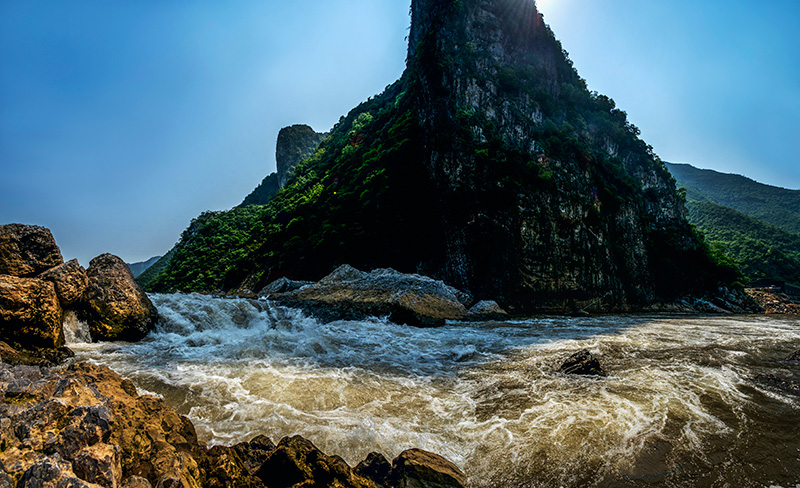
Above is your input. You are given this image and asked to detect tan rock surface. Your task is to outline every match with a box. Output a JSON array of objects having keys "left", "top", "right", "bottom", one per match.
[
  {"left": 0, "top": 224, "right": 63, "bottom": 277},
  {"left": 0, "top": 275, "right": 63, "bottom": 348}
]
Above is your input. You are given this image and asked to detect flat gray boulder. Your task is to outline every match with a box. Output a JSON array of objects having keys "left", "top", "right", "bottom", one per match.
[
  {"left": 271, "top": 265, "right": 472, "bottom": 327},
  {"left": 465, "top": 300, "right": 509, "bottom": 321}
]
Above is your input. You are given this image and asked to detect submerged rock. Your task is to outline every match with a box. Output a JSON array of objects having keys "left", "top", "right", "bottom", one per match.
[
  {"left": 0, "top": 224, "right": 63, "bottom": 277},
  {"left": 272, "top": 264, "right": 472, "bottom": 327},
  {"left": 38, "top": 258, "right": 89, "bottom": 307},
  {"left": 754, "top": 372, "right": 800, "bottom": 397},
  {"left": 558, "top": 349, "right": 607, "bottom": 376},
  {"left": 77, "top": 254, "right": 158, "bottom": 341},
  {"left": 0, "top": 275, "right": 63, "bottom": 348}
]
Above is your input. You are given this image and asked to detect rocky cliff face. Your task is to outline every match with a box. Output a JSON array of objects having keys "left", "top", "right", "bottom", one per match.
[
  {"left": 152, "top": 0, "right": 737, "bottom": 310},
  {"left": 398, "top": 0, "right": 720, "bottom": 307},
  {"left": 240, "top": 125, "right": 326, "bottom": 207}
]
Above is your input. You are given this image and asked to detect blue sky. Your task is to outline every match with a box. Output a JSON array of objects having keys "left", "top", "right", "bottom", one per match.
[{"left": 1, "top": 0, "right": 798, "bottom": 265}]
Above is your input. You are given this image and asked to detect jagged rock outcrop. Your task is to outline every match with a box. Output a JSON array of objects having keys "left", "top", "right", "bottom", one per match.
[
  {"left": 38, "top": 258, "right": 89, "bottom": 307},
  {"left": 0, "top": 362, "right": 465, "bottom": 488},
  {"left": 241, "top": 125, "right": 327, "bottom": 207},
  {"left": 0, "top": 276, "right": 63, "bottom": 348},
  {"left": 0, "top": 224, "right": 63, "bottom": 277},
  {"left": 558, "top": 349, "right": 606, "bottom": 376},
  {"left": 77, "top": 254, "right": 158, "bottom": 342},
  {"left": 745, "top": 288, "right": 800, "bottom": 314},
  {"left": 270, "top": 265, "right": 472, "bottom": 327}
]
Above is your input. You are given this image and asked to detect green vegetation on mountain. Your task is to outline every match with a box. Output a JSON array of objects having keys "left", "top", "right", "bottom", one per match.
[
  {"left": 667, "top": 163, "right": 800, "bottom": 235},
  {"left": 146, "top": 0, "right": 739, "bottom": 309},
  {"left": 666, "top": 163, "right": 800, "bottom": 286},
  {"left": 687, "top": 201, "right": 800, "bottom": 285}
]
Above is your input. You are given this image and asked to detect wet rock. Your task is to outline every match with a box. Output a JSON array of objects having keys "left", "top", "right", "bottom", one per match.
[
  {"left": 355, "top": 452, "right": 392, "bottom": 487},
  {"left": 390, "top": 448, "right": 466, "bottom": 488},
  {"left": 465, "top": 300, "right": 509, "bottom": 321},
  {"left": 18, "top": 454, "right": 104, "bottom": 488},
  {"left": 39, "top": 258, "right": 89, "bottom": 307},
  {"left": 231, "top": 435, "right": 276, "bottom": 474},
  {"left": 0, "top": 462, "right": 13, "bottom": 488},
  {"left": 199, "top": 445, "right": 265, "bottom": 488},
  {"left": 72, "top": 443, "right": 122, "bottom": 488},
  {"left": 258, "top": 277, "right": 313, "bottom": 295},
  {"left": 273, "top": 265, "right": 472, "bottom": 327},
  {"left": 558, "top": 349, "right": 607, "bottom": 376},
  {"left": 0, "top": 275, "right": 63, "bottom": 348},
  {"left": 120, "top": 476, "right": 152, "bottom": 488},
  {"left": 786, "top": 350, "right": 800, "bottom": 362},
  {"left": 0, "top": 224, "right": 63, "bottom": 277},
  {"left": 255, "top": 435, "right": 375, "bottom": 488},
  {"left": 77, "top": 254, "right": 158, "bottom": 341},
  {"left": 0, "top": 341, "right": 73, "bottom": 367}
]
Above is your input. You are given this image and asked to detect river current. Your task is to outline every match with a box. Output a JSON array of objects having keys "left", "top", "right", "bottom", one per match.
[{"left": 65, "top": 293, "right": 800, "bottom": 487}]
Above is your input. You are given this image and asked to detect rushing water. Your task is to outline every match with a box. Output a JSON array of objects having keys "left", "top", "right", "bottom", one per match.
[{"left": 66, "top": 293, "right": 800, "bottom": 487}]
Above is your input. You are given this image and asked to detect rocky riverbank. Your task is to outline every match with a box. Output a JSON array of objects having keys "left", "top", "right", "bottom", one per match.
[
  {"left": 0, "top": 354, "right": 466, "bottom": 488},
  {"left": 745, "top": 288, "right": 800, "bottom": 315}
]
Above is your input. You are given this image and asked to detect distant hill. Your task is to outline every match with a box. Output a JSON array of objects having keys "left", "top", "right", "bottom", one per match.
[
  {"left": 686, "top": 201, "right": 800, "bottom": 285},
  {"left": 667, "top": 163, "right": 800, "bottom": 285},
  {"left": 135, "top": 249, "right": 174, "bottom": 289},
  {"left": 666, "top": 162, "right": 800, "bottom": 235},
  {"left": 126, "top": 256, "right": 162, "bottom": 278}
]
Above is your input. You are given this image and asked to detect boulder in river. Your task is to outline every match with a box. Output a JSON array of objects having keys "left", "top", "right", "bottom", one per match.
[
  {"left": 258, "top": 277, "right": 314, "bottom": 295},
  {"left": 558, "top": 349, "right": 607, "bottom": 376},
  {"left": 390, "top": 448, "right": 466, "bottom": 488},
  {"left": 354, "top": 452, "right": 392, "bottom": 487},
  {"left": 271, "top": 265, "right": 472, "bottom": 327},
  {"left": 465, "top": 300, "right": 509, "bottom": 321},
  {"left": 38, "top": 258, "right": 89, "bottom": 307},
  {"left": 0, "top": 224, "right": 63, "bottom": 277},
  {"left": 0, "top": 275, "right": 63, "bottom": 348},
  {"left": 77, "top": 254, "right": 158, "bottom": 341}
]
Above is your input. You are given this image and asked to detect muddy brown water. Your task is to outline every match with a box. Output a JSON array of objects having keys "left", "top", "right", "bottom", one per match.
[{"left": 67, "top": 294, "right": 800, "bottom": 487}]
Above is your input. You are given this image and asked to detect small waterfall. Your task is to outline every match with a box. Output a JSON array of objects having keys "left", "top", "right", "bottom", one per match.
[{"left": 63, "top": 311, "right": 92, "bottom": 344}]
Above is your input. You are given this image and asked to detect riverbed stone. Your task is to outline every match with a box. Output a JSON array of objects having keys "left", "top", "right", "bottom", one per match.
[
  {"left": 39, "top": 258, "right": 89, "bottom": 307},
  {"left": 78, "top": 254, "right": 158, "bottom": 341},
  {"left": 465, "top": 300, "right": 509, "bottom": 321},
  {"left": 0, "top": 224, "right": 63, "bottom": 277},
  {"left": 272, "top": 265, "right": 471, "bottom": 327},
  {"left": 558, "top": 349, "right": 607, "bottom": 376},
  {"left": 390, "top": 448, "right": 466, "bottom": 488},
  {"left": 0, "top": 275, "right": 64, "bottom": 348}
]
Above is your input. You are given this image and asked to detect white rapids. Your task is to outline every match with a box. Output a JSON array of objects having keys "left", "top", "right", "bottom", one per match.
[{"left": 67, "top": 293, "right": 800, "bottom": 487}]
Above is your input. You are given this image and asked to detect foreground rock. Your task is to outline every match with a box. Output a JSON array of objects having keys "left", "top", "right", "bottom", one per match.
[
  {"left": 0, "top": 341, "right": 73, "bottom": 367},
  {"left": 0, "top": 224, "right": 63, "bottom": 277},
  {"left": 0, "top": 361, "right": 466, "bottom": 488},
  {"left": 0, "top": 276, "right": 63, "bottom": 348},
  {"left": 269, "top": 265, "right": 472, "bottom": 327},
  {"left": 77, "top": 254, "right": 158, "bottom": 341},
  {"left": 38, "top": 259, "right": 89, "bottom": 307},
  {"left": 558, "top": 350, "right": 607, "bottom": 376}
]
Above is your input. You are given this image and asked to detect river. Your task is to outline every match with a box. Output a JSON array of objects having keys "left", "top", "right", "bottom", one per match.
[{"left": 65, "top": 293, "right": 800, "bottom": 487}]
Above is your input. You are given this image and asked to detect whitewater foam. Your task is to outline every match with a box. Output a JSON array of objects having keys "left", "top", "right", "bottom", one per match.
[{"left": 68, "top": 293, "right": 800, "bottom": 487}]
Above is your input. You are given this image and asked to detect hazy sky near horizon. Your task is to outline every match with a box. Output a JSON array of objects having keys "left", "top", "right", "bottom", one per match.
[{"left": 1, "top": 0, "right": 798, "bottom": 265}]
